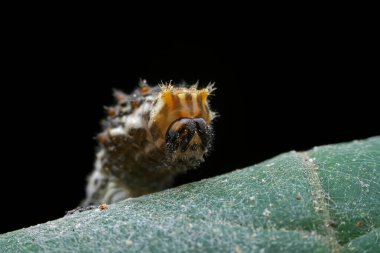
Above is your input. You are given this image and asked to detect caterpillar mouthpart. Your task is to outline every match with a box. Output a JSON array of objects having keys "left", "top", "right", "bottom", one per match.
[{"left": 165, "top": 117, "right": 212, "bottom": 160}]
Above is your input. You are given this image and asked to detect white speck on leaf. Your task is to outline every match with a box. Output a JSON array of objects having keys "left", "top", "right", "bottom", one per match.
[
  {"left": 263, "top": 208, "right": 271, "bottom": 217},
  {"left": 359, "top": 181, "right": 370, "bottom": 192},
  {"left": 235, "top": 245, "right": 242, "bottom": 253}
]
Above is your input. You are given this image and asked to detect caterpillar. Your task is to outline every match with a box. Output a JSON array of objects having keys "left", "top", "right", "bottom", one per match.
[{"left": 81, "top": 80, "right": 216, "bottom": 206}]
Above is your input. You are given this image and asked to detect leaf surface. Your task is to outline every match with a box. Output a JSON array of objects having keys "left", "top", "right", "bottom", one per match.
[{"left": 1, "top": 137, "right": 379, "bottom": 253}]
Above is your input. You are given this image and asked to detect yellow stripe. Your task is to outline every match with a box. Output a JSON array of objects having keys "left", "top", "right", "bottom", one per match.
[
  {"left": 178, "top": 93, "right": 187, "bottom": 108},
  {"left": 177, "top": 93, "right": 188, "bottom": 117},
  {"left": 192, "top": 93, "right": 199, "bottom": 116}
]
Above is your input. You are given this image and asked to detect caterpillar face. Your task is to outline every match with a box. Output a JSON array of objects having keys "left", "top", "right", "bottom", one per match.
[
  {"left": 165, "top": 117, "right": 212, "bottom": 160},
  {"left": 148, "top": 84, "right": 215, "bottom": 161}
]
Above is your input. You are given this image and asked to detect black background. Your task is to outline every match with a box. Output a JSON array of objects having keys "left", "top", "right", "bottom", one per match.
[{"left": 1, "top": 20, "right": 379, "bottom": 234}]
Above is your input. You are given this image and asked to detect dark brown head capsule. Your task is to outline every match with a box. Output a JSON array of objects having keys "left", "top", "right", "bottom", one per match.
[{"left": 165, "top": 118, "right": 212, "bottom": 159}]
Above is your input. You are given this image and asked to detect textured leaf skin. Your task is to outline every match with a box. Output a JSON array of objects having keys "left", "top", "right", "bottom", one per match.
[{"left": 1, "top": 137, "right": 379, "bottom": 253}]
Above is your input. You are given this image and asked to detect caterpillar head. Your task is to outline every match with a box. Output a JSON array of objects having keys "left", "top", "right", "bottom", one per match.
[{"left": 149, "top": 83, "right": 215, "bottom": 162}]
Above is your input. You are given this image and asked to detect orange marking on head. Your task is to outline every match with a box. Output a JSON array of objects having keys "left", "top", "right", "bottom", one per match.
[
  {"left": 199, "top": 89, "right": 209, "bottom": 104},
  {"left": 161, "top": 90, "right": 174, "bottom": 110}
]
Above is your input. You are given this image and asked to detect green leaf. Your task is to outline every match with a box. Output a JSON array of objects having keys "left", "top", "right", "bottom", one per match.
[{"left": 1, "top": 137, "right": 379, "bottom": 253}]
